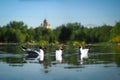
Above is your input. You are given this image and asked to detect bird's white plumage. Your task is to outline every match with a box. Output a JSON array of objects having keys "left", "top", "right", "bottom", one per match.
[
  {"left": 37, "top": 49, "right": 44, "bottom": 61},
  {"left": 80, "top": 47, "right": 89, "bottom": 63},
  {"left": 55, "top": 50, "right": 62, "bottom": 62}
]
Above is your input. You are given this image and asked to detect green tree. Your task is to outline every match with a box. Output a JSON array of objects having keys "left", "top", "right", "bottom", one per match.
[
  {"left": 7, "top": 21, "right": 28, "bottom": 31},
  {"left": 0, "top": 21, "right": 28, "bottom": 43},
  {"left": 111, "top": 22, "right": 120, "bottom": 38},
  {"left": 26, "top": 27, "right": 35, "bottom": 42},
  {"left": 34, "top": 26, "right": 55, "bottom": 43},
  {"left": 58, "top": 25, "right": 72, "bottom": 43},
  {"left": 111, "top": 22, "right": 120, "bottom": 43},
  {"left": 99, "top": 25, "right": 112, "bottom": 42},
  {"left": 0, "top": 26, "right": 7, "bottom": 42}
]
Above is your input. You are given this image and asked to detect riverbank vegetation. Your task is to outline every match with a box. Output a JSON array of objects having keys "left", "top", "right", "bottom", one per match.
[{"left": 0, "top": 21, "right": 120, "bottom": 46}]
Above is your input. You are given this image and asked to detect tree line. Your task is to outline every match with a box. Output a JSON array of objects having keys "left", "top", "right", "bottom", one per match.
[{"left": 0, "top": 21, "right": 120, "bottom": 45}]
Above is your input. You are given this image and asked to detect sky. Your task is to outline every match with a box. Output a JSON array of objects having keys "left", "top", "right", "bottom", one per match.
[{"left": 0, "top": 0, "right": 120, "bottom": 28}]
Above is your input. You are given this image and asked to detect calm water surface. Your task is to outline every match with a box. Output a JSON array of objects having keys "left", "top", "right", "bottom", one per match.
[{"left": 0, "top": 45, "right": 120, "bottom": 80}]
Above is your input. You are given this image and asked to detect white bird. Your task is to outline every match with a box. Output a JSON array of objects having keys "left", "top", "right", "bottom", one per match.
[
  {"left": 55, "top": 49, "right": 63, "bottom": 63},
  {"left": 22, "top": 46, "right": 44, "bottom": 62},
  {"left": 37, "top": 49, "right": 44, "bottom": 62},
  {"left": 79, "top": 46, "right": 89, "bottom": 64},
  {"left": 22, "top": 46, "right": 39, "bottom": 57}
]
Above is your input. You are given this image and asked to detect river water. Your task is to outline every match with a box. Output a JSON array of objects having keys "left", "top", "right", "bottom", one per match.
[{"left": 0, "top": 45, "right": 120, "bottom": 80}]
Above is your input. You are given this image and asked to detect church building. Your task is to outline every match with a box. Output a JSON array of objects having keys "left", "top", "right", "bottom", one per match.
[{"left": 42, "top": 19, "right": 51, "bottom": 29}]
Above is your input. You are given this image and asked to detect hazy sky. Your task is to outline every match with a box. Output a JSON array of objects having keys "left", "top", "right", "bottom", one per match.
[{"left": 0, "top": 0, "right": 120, "bottom": 28}]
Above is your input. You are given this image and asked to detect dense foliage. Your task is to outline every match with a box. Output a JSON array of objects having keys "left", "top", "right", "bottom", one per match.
[{"left": 0, "top": 21, "right": 120, "bottom": 44}]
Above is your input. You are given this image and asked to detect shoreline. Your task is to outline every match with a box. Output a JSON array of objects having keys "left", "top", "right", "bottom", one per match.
[
  {"left": 0, "top": 43, "right": 19, "bottom": 45},
  {"left": 0, "top": 42, "right": 119, "bottom": 46}
]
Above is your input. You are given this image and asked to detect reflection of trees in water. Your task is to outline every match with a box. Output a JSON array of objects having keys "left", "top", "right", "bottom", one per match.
[
  {"left": 89, "top": 54, "right": 114, "bottom": 64},
  {"left": 64, "top": 55, "right": 78, "bottom": 65},
  {"left": 114, "top": 54, "right": 120, "bottom": 67},
  {"left": 1, "top": 45, "right": 120, "bottom": 68},
  {"left": 0, "top": 57, "right": 24, "bottom": 67},
  {"left": 0, "top": 45, "right": 23, "bottom": 54},
  {"left": 113, "top": 45, "right": 120, "bottom": 67},
  {"left": 113, "top": 45, "right": 120, "bottom": 53}
]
